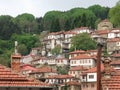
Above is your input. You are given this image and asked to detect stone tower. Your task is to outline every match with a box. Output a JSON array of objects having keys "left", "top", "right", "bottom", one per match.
[
  {"left": 97, "top": 19, "right": 113, "bottom": 30},
  {"left": 11, "top": 41, "right": 21, "bottom": 73}
]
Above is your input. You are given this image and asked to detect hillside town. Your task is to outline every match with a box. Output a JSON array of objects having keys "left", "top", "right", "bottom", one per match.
[{"left": 3, "top": 19, "right": 119, "bottom": 90}]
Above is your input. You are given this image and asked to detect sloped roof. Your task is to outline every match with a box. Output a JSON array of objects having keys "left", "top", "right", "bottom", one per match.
[
  {"left": 0, "top": 64, "right": 51, "bottom": 88},
  {"left": 70, "top": 54, "right": 95, "bottom": 60},
  {"left": 84, "top": 64, "right": 104, "bottom": 73},
  {"left": 31, "top": 66, "right": 57, "bottom": 73},
  {"left": 69, "top": 50, "right": 86, "bottom": 54},
  {"left": 107, "top": 38, "right": 120, "bottom": 42},
  {"left": 95, "top": 30, "right": 110, "bottom": 35},
  {"left": 66, "top": 81, "right": 81, "bottom": 86},
  {"left": 47, "top": 75, "right": 74, "bottom": 79},
  {"left": 69, "top": 66, "right": 86, "bottom": 71},
  {"left": 102, "top": 70, "right": 120, "bottom": 90}
]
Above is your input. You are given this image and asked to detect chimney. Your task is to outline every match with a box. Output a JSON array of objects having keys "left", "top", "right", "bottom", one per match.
[
  {"left": 102, "top": 57, "right": 112, "bottom": 79},
  {"left": 11, "top": 41, "right": 21, "bottom": 73}
]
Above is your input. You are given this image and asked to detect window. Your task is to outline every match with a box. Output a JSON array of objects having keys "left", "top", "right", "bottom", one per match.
[
  {"left": 82, "top": 75, "right": 86, "bottom": 79},
  {"left": 74, "top": 61, "right": 76, "bottom": 64},
  {"left": 91, "top": 84, "right": 94, "bottom": 87},
  {"left": 89, "top": 60, "right": 91, "bottom": 63},
  {"left": 89, "top": 75, "right": 94, "bottom": 79}
]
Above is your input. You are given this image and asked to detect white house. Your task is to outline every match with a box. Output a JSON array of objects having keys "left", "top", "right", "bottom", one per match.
[
  {"left": 70, "top": 54, "right": 96, "bottom": 69},
  {"left": 80, "top": 64, "right": 104, "bottom": 90},
  {"left": 73, "top": 27, "right": 91, "bottom": 34},
  {"left": 108, "top": 29, "right": 120, "bottom": 38}
]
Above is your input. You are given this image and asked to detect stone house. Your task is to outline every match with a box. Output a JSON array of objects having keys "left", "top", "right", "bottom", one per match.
[{"left": 107, "top": 38, "right": 120, "bottom": 54}]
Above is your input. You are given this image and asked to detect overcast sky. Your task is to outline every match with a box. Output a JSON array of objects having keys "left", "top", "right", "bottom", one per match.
[{"left": 0, "top": 0, "right": 118, "bottom": 17}]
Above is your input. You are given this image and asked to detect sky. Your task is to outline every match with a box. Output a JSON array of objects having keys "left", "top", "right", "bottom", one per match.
[{"left": 0, "top": 0, "right": 118, "bottom": 17}]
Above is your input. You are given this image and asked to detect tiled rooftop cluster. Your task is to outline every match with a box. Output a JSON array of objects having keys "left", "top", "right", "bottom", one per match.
[{"left": 0, "top": 64, "right": 51, "bottom": 88}]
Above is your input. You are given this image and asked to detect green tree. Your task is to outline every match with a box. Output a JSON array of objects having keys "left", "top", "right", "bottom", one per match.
[
  {"left": 50, "top": 18, "right": 61, "bottom": 32},
  {"left": 11, "top": 34, "right": 39, "bottom": 54},
  {"left": 88, "top": 5, "right": 110, "bottom": 20},
  {"left": 0, "top": 15, "right": 20, "bottom": 40},
  {"left": 15, "top": 13, "right": 38, "bottom": 34},
  {"left": 70, "top": 33, "right": 96, "bottom": 51},
  {"left": 51, "top": 45, "right": 61, "bottom": 55},
  {"left": 42, "top": 11, "right": 61, "bottom": 31},
  {"left": 57, "top": 65, "right": 69, "bottom": 75},
  {"left": 18, "top": 44, "right": 28, "bottom": 55},
  {"left": 109, "top": 1, "right": 120, "bottom": 27}
]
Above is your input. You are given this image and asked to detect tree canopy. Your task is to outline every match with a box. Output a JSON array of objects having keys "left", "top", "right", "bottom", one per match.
[
  {"left": 70, "top": 33, "right": 97, "bottom": 51},
  {"left": 109, "top": 1, "right": 120, "bottom": 27}
]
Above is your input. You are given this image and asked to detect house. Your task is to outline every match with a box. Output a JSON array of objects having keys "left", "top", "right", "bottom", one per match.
[
  {"left": 56, "top": 57, "right": 68, "bottom": 66},
  {"left": 20, "top": 64, "right": 37, "bottom": 77},
  {"left": 30, "top": 47, "right": 41, "bottom": 56},
  {"left": 108, "top": 29, "right": 120, "bottom": 38},
  {"left": 31, "top": 56, "right": 48, "bottom": 67},
  {"left": 102, "top": 70, "right": 120, "bottom": 90},
  {"left": 93, "top": 29, "right": 110, "bottom": 38},
  {"left": 86, "top": 50, "right": 97, "bottom": 56},
  {"left": 68, "top": 66, "right": 87, "bottom": 78},
  {"left": 80, "top": 64, "right": 104, "bottom": 90},
  {"left": 107, "top": 38, "right": 120, "bottom": 54},
  {"left": 110, "top": 60, "right": 120, "bottom": 70},
  {"left": 62, "top": 31, "right": 77, "bottom": 52},
  {"left": 101, "top": 58, "right": 120, "bottom": 90},
  {"left": 29, "top": 66, "right": 57, "bottom": 82},
  {"left": 45, "top": 74, "right": 74, "bottom": 84},
  {"left": 73, "top": 27, "right": 91, "bottom": 34},
  {"left": 0, "top": 64, "right": 52, "bottom": 90},
  {"left": 21, "top": 54, "right": 34, "bottom": 64},
  {"left": 70, "top": 54, "right": 96, "bottom": 69},
  {"left": 69, "top": 50, "right": 86, "bottom": 59},
  {"left": 65, "top": 81, "right": 81, "bottom": 90}
]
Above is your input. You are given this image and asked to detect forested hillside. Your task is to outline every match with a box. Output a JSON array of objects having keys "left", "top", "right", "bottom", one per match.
[{"left": 0, "top": 3, "right": 119, "bottom": 66}]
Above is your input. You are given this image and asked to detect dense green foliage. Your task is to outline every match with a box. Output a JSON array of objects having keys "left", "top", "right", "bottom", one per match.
[
  {"left": 70, "top": 33, "right": 97, "bottom": 51},
  {"left": 51, "top": 45, "right": 61, "bottom": 55},
  {"left": 0, "top": 4, "right": 119, "bottom": 66},
  {"left": 109, "top": 0, "right": 120, "bottom": 27},
  {"left": 42, "top": 5, "right": 110, "bottom": 32}
]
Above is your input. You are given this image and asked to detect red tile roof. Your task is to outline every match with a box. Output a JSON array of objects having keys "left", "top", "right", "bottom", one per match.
[
  {"left": 0, "top": 65, "right": 51, "bottom": 88},
  {"left": 102, "top": 70, "right": 120, "bottom": 90},
  {"left": 64, "top": 31, "right": 76, "bottom": 35},
  {"left": 47, "top": 75, "right": 74, "bottom": 79},
  {"left": 69, "top": 50, "right": 85, "bottom": 54},
  {"left": 31, "top": 66, "right": 57, "bottom": 73},
  {"left": 111, "top": 60, "right": 120, "bottom": 65},
  {"left": 70, "top": 54, "right": 95, "bottom": 60},
  {"left": 95, "top": 30, "right": 110, "bottom": 35},
  {"left": 73, "top": 27, "right": 89, "bottom": 30},
  {"left": 69, "top": 66, "right": 86, "bottom": 71},
  {"left": 107, "top": 38, "right": 120, "bottom": 42},
  {"left": 66, "top": 81, "right": 81, "bottom": 85},
  {"left": 84, "top": 64, "right": 104, "bottom": 73},
  {"left": 111, "top": 53, "right": 120, "bottom": 57}
]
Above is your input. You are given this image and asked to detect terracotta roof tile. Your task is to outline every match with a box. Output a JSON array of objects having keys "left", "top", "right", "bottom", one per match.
[
  {"left": 69, "top": 50, "right": 85, "bottom": 54},
  {"left": 31, "top": 66, "right": 57, "bottom": 73},
  {"left": 95, "top": 30, "right": 110, "bottom": 35},
  {"left": 66, "top": 81, "right": 81, "bottom": 85},
  {"left": 69, "top": 66, "right": 86, "bottom": 71},
  {"left": 107, "top": 38, "right": 120, "bottom": 42},
  {"left": 70, "top": 54, "right": 94, "bottom": 60},
  {"left": 102, "top": 70, "right": 120, "bottom": 90},
  {"left": 47, "top": 75, "right": 74, "bottom": 79},
  {"left": 0, "top": 64, "right": 51, "bottom": 87}
]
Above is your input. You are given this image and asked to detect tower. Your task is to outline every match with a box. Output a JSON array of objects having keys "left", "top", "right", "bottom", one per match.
[{"left": 11, "top": 41, "right": 21, "bottom": 73}]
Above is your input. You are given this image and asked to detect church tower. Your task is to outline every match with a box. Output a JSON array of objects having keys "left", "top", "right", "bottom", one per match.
[{"left": 11, "top": 41, "right": 21, "bottom": 73}]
